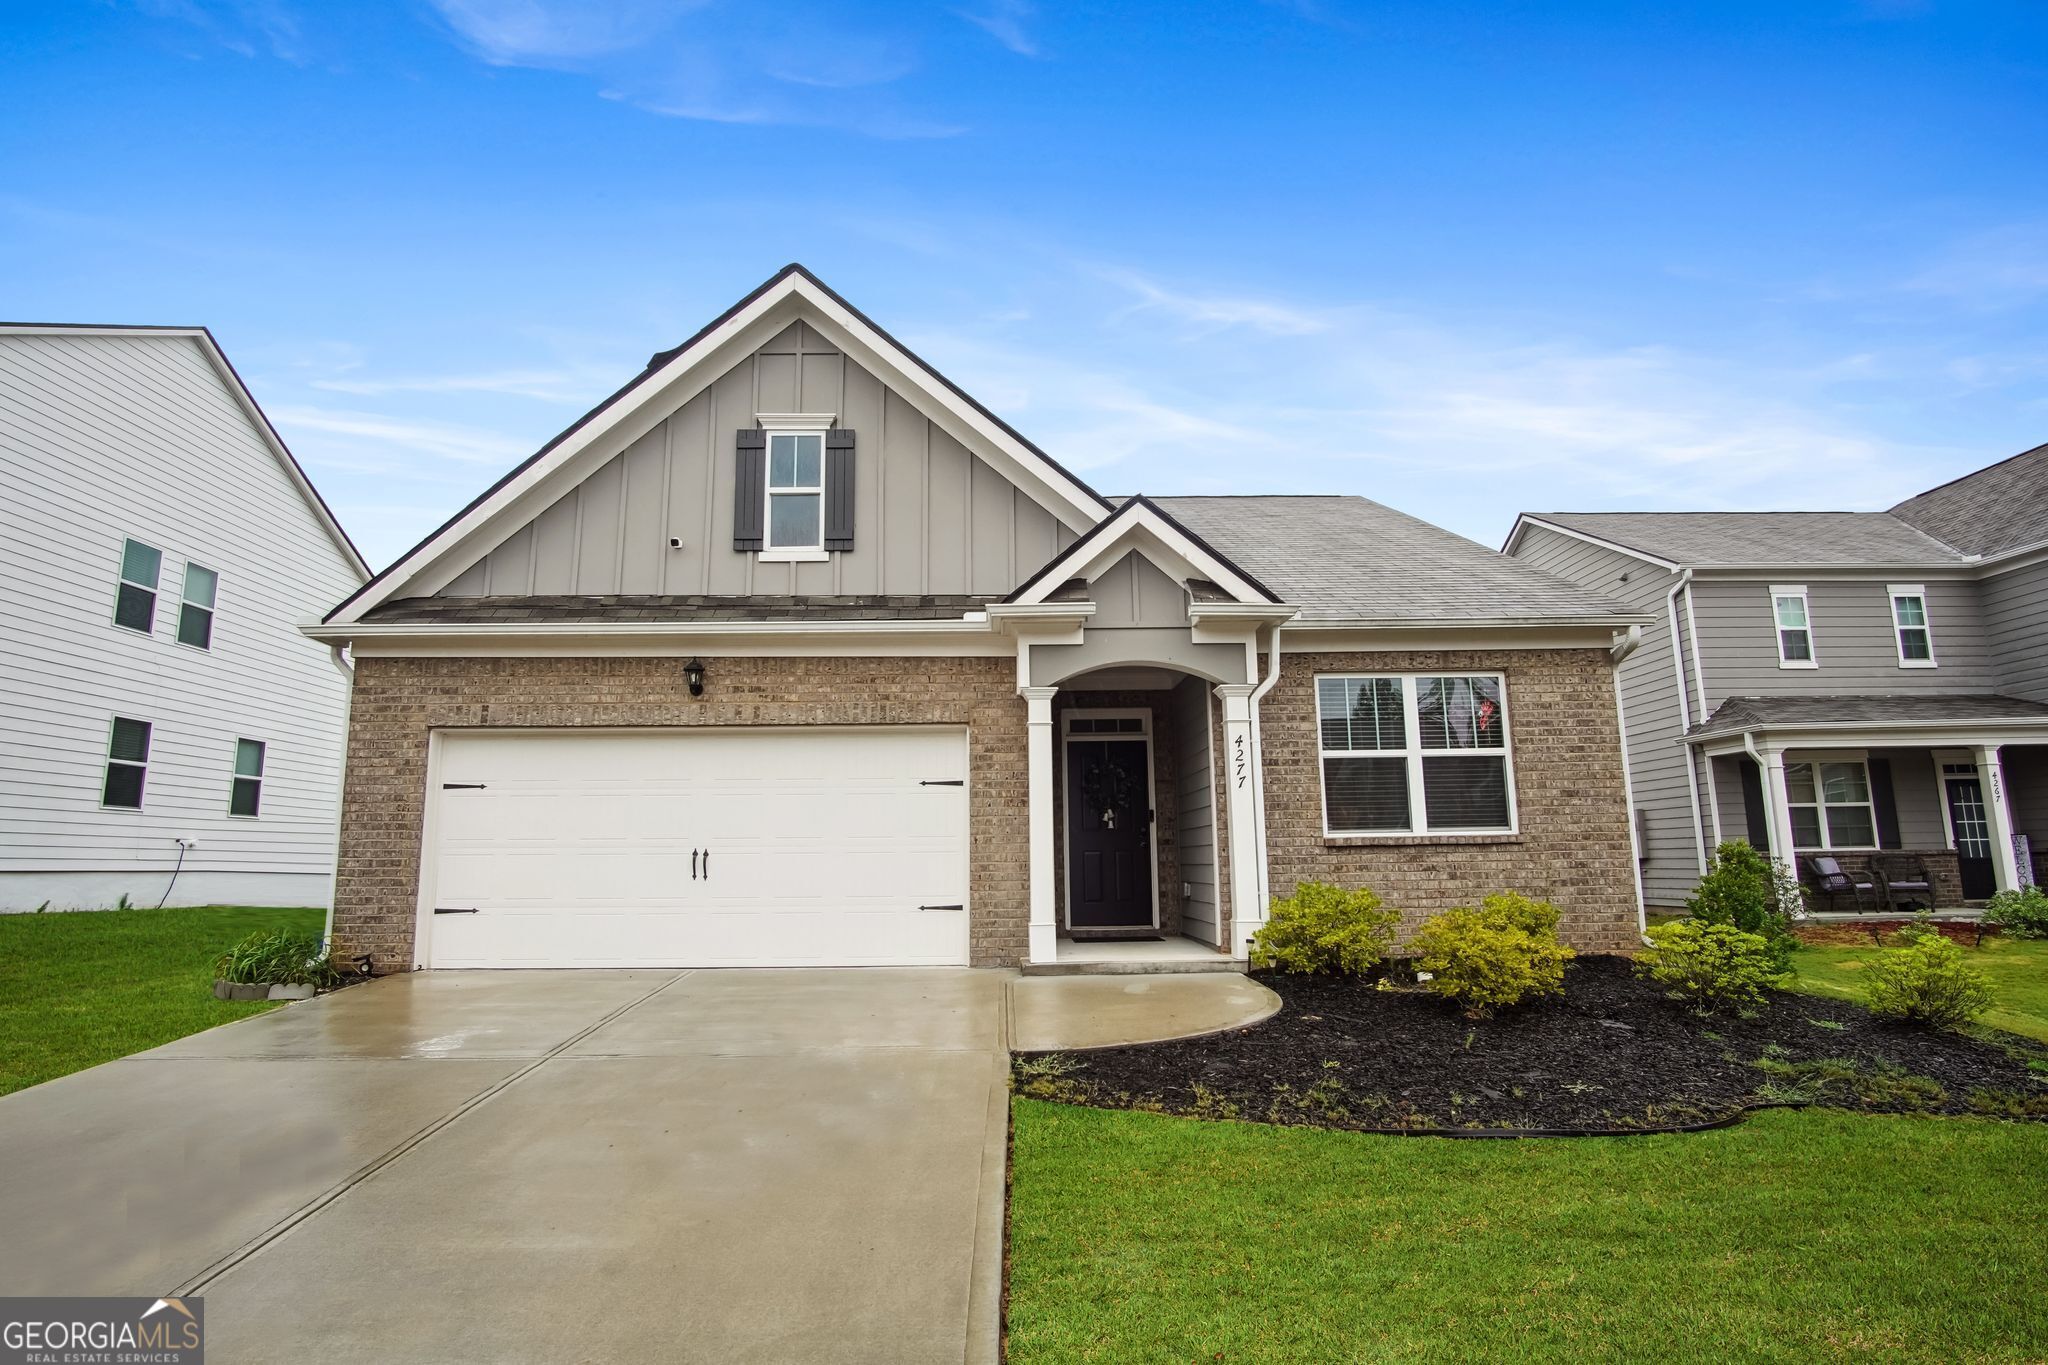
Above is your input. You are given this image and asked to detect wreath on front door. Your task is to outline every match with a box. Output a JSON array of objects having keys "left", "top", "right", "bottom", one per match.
[{"left": 1080, "top": 755, "right": 1141, "bottom": 830}]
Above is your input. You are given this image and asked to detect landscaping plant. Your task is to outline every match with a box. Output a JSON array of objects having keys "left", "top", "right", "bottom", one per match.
[
  {"left": 1984, "top": 886, "right": 2048, "bottom": 940},
  {"left": 216, "top": 928, "right": 342, "bottom": 988},
  {"left": 1410, "top": 892, "right": 1574, "bottom": 1017},
  {"left": 1250, "top": 881, "right": 1402, "bottom": 976},
  {"left": 1634, "top": 920, "right": 1784, "bottom": 1015},
  {"left": 1685, "top": 841, "right": 1799, "bottom": 969},
  {"left": 1862, "top": 925, "right": 1995, "bottom": 1031}
]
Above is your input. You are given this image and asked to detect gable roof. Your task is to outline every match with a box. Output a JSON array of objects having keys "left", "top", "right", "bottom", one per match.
[
  {"left": 322, "top": 264, "right": 1112, "bottom": 624},
  {"left": 1515, "top": 511, "right": 1968, "bottom": 569},
  {"left": 1002, "top": 495, "right": 1281, "bottom": 607},
  {"left": 1160, "top": 496, "right": 1634, "bottom": 624},
  {"left": 1889, "top": 440, "right": 2048, "bottom": 558},
  {"left": 0, "top": 322, "right": 369, "bottom": 581}
]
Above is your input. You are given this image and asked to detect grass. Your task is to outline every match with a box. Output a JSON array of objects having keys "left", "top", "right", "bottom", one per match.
[
  {"left": 0, "top": 905, "right": 323, "bottom": 1097},
  {"left": 1007, "top": 1100, "right": 2048, "bottom": 1363},
  {"left": 1788, "top": 936, "right": 2048, "bottom": 1044}
]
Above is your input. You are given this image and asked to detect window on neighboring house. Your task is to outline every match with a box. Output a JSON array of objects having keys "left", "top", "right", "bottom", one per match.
[
  {"left": 102, "top": 717, "right": 151, "bottom": 808},
  {"left": 229, "top": 738, "right": 265, "bottom": 816},
  {"left": 178, "top": 563, "right": 217, "bottom": 649},
  {"left": 1771, "top": 586, "right": 1815, "bottom": 667},
  {"left": 1316, "top": 674, "right": 1514, "bottom": 835},
  {"left": 1889, "top": 585, "right": 1935, "bottom": 667},
  {"left": 764, "top": 431, "right": 825, "bottom": 555},
  {"left": 1785, "top": 759, "right": 1876, "bottom": 849},
  {"left": 114, "top": 539, "right": 162, "bottom": 634}
]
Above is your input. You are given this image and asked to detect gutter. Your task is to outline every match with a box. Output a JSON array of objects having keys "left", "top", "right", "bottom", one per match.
[
  {"left": 1607, "top": 624, "right": 1650, "bottom": 943},
  {"left": 1665, "top": 570, "right": 1709, "bottom": 877},
  {"left": 321, "top": 644, "right": 353, "bottom": 956},
  {"left": 1246, "top": 622, "right": 1285, "bottom": 919}
]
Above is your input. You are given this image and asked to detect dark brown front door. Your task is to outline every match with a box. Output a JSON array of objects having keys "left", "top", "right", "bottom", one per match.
[
  {"left": 1945, "top": 776, "right": 1998, "bottom": 900},
  {"left": 1065, "top": 738, "right": 1154, "bottom": 928}
]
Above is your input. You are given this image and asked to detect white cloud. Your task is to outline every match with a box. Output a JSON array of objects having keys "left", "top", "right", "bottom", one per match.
[
  {"left": 270, "top": 405, "right": 531, "bottom": 465},
  {"left": 1100, "top": 268, "right": 1335, "bottom": 337},
  {"left": 310, "top": 368, "right": 613, "bottom": 403},
  {"left": 955, "top": 0, "right": 1040, "bottom": 57},
  {"left": 1904, "top": 222, "right": 2048, "bottom": 308}
]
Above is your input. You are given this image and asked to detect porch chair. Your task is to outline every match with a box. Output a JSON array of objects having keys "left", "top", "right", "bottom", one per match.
[
  {"left": 1873, "top": 854, "right": 1934, "bottom": 914},
  {"left": 1805, "top": 856, "right": 1876, "bottom": 914}
]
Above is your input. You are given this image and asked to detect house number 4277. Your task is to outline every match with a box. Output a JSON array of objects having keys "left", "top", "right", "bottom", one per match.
[{"left": 1234, "top": 734, "right": 1247, "bottom": 789}]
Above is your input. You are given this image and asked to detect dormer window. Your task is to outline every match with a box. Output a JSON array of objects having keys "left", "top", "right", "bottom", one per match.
[{"left": 764, "top": 431, "right": 825, "bottom": 558}]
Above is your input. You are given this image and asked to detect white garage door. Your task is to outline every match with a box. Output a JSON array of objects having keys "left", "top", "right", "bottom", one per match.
[{"left": 422, "top": 727, "right": 970, "bottom": 968}]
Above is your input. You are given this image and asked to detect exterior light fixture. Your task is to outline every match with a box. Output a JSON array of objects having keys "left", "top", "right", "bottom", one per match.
[{"left": 683, "top": 658, "right": 707, "bottom": 697}]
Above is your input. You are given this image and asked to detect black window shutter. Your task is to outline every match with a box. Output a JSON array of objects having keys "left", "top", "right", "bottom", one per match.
[
  {"left": 733, "top": 429, "right": 766, "bottom": 552},
  {"left": 1739, "top": 760, "right": 1771, "bottom": 852},
  {"left": 1869, "top": 757, "right": 1902, "bottom": 849},
  {"left": 825, "top": 428, "right": 855, "bottom": 551}
]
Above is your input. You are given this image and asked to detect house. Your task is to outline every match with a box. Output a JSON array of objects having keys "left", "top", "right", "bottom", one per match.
[
  {"left": 1506, "top": 441, "right": 2048, "bottom": 913},
  {"left": 304, "top": 265, "right": 1648, "bottom": 972},
  {"left": 0, "top": 324, "right": 368, "bottom": 912}
]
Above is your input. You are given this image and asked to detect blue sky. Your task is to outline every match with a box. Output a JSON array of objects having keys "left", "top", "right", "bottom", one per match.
[{"left": 5, "top": 1, "right": 2046, "bottom": 569}]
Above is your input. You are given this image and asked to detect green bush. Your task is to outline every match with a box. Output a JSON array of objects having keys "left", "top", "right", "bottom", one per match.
[
  {"left": 1685, "top": 841, "right": 1799, "bottom": 969},
  {"left": 1862, "top": 926, "right": 1994, "bottom": 1030},
  {"left": 1984, "top": 886, "right": 2048, "bottom": 940},
  {"left": 1634, "top": 920, "right": 1784, "bottom": 1014},
  {"left": 216, "top": 929, "right": 342, "bottom": 988},
  {"left": 1410, "top": 892, "right": 1575, "bottom": 1017},
  {"left": 1250, "top": 882, "right": 1402, "bottom": 976}
]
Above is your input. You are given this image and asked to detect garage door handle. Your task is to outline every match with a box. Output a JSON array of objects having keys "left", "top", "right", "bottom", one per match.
[
  {"left": 919, "top": 903, "right": 964, "bottom": 911},
  {"left": 920, "top": 779, "right": 963, "bottom": 786},
  {"left": 691, "top": 849, "right": 698, "bottom": 880},
  {"left": 702, "top": 850, "right": 710, "bottom": 880},
  {"left": 442, "top": 783, "right": 486, "bottom": 790},
  {"left": 433, "top": 907, "right": 478, "bottom": 915}
]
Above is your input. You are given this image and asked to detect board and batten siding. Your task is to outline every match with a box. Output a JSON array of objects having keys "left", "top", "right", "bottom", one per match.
[
  {"left": 1508, "top": 524, "right": 1704, "bottom": 907},
  {"left": 436, "top": 321, "right": 1080, "bottom": 601},
  {"left": 1171, "top": 675, "right": 1220, "bottom": 945},
  {"left": 0, "top": 332, "right": 362, "bottom": 910},
  {"left": 1982, "top": 559, "right": 2048, "bottom": 703}
]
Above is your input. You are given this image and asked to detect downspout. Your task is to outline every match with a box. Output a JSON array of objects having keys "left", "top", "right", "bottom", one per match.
[
  {"left": 1666, "top": 570, "right": 1710, "bottom": 877},
  {"left": 321, "top": 643, "right": 353, "bottom": 956},
  {"left": 1246, "top": 623, "right": 1284, "bottom": 923},
  {"left": 1609, "top": 626, "right": 1651, "bottom": 943}
]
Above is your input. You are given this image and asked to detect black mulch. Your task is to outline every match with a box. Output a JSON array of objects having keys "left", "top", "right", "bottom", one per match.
[{"left": 1012, "top": 957, "right": 2048, "bottom": 1134}]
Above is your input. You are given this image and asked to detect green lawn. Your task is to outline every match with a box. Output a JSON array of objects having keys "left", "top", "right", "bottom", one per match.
[
  {"left": 1789, "top": 936, "right": 2048, "bottom": 1044},
  {"left": 1008, "top": 1100, "right": 2048, "bottom": 1363},
  {"left": 0, "top": 905, "right": 323, "bottom": 1096}
]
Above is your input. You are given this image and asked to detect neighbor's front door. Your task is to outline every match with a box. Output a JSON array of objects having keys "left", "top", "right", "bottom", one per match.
[
  {"left": 1944, "top": 775, "right": 1997, "bottom": 901},
  {"left": 1065, "top": 738, "right": 1155, "bottom": 929}
]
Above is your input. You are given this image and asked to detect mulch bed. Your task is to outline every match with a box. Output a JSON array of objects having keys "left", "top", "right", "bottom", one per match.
[{"left": 1013, "top": 957, "right": 2048, "bottom": 1134}]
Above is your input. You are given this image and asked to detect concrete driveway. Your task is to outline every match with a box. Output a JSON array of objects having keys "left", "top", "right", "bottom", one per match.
[{"left": 0, "top": 969, "right": 1010, "bottom": 1364}]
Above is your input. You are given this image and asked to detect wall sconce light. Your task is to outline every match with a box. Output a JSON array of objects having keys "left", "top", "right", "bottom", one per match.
[{"left": 683, "top": 657, "right": 707, "bottom": 697}]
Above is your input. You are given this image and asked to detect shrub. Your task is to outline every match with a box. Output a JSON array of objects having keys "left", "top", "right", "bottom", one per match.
[
  {"left": 1685, "top": 841, "right": 1799, "bottom": 969},
  {"left": 1250, "top": 881, "right": 1402, "bottom": 976},
  {"left": 1634, "top": 920, "right": 1783, "bottom": 1014},
  {"left": 217, "top": 929, "right": 342, "bottom": 988},
  {"left": 1984, "top": 886, "right": 2048, "bottom": 940},
  {"left": 1862, "top": 926, "right": 1995, "bottom": 1030},
  {"left": 1410, "top": 892, "right": 1574, "bottom": 1017}
]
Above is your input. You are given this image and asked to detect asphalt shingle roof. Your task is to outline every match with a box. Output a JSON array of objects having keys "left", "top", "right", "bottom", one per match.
[
  {"left": 1688, "top": 693, "right": 2048, "bottom": 739},
  {"left": 1154, "top": 495, "right": 1634, "bottom": 623},
  {"left": 1889, "top": 441, "right": 2048, "bottom": 558},
  {"left": 364, "top": 594, "right": 993, "bottom": 624},
  {"left": 1527, "top": 511, "right": 1968, "bottom": 568}
]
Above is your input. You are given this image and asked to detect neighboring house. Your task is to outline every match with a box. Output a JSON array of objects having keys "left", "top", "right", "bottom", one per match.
[
  {"left": 1507, "top": 441, "right": 2048, "bottom": 912},
  {"left": 305, "top": 265, "right": 1648, "bottom": 973},
  {"left": 0, "top": 324, "right": 368, "bottom": 912}
]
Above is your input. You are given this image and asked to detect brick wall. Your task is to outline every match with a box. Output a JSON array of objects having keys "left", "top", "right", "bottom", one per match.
[
  {"left": 1259, "top": 649, "right": 1641, "bottom": 954},
  {"left": 333, "top": 655, "right": 1028, "bottom": 970}
]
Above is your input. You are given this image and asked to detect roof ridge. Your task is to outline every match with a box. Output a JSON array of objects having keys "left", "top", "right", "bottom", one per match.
[{"left": 1889, "top": 439, "right": 2048, "bottom": 511}]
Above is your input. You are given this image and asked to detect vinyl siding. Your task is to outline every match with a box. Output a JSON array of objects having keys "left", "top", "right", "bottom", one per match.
[
  {"left": 1982, "top": 559, "right": 2048, "bottom": 703},
  {"left": 438, "top": 321, "right": 1081, "bottom": 600},
  {"left": 1172, "top": 675, "right": 1219, "bottom": 944},
  {"left": 0, "top": 333, "right": 362, "bottom": 893}
]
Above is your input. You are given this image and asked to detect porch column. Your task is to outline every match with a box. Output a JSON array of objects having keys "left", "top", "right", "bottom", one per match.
[
  {"left": 1976, "top": 743, "right": 2023, "bottom": 893},
  {"left": 1023, "top": 685, "right": 1059, "bottom": 964},
  {"left": 1217, "top": 683, "right": 1263, "bottom": 958},
  {"left": 1756, "top": 745, "right": 1799, "bottom": 873}
]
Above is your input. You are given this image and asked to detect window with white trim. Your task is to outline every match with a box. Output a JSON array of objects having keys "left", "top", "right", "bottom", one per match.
[
  {"left": 764, "top": 431, "right": 825, "bottom": 554},
  {"left": 1316, "top": 674, "right": 1514, "bottom": 835},
  {"left": 1888, "top": 585, "right": 1935, "bottom": 667},
  {"left": 1785, "top": 759, "right": 1875, "bottom": 850},
  {"left": 114, "top": 538, "right": 161, "bottom": 634},
  {"left": 178, "top": 563, "right": 217, "bottom": 649},
  {"left": 102, "top": 717, "right": 151, "bottom": 808},
  {"left": 1771, "top": 585, "right": 1815, "bottom": 667},
  {"left": 229, "top": 738, "right": 265, "bottom": 817}
]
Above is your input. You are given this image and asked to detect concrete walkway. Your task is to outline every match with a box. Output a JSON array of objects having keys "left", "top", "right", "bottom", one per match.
[
  {"left": 0, "top": 969, "right": 1011, "bottom": 1365},
  {"left": 1008, "top": 972, "right": 1281, "bottom": 1051}
]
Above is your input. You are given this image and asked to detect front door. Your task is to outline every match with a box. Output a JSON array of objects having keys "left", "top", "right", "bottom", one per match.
[
  {"left": 1945, "top": 775, "right": 1998, "bottom": 901},
  {"left": 1064, "top": 737, "right": 1155, "bottom": 929}
]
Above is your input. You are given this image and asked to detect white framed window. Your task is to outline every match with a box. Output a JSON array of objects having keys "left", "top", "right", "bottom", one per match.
[
  {"left": 102, "top": 717, "right": 151, "bottom": 809},
  {"left": 1770, "top": 585, "right": 1816, "bottom": 668},
  {"left": 1784, "top": 757, "right": 1876, "bottom": 850},
  {"left": 1315, "top": 673, "right": 1515, "bottom": 835},
  {"left": 229, "top": 738, "right": 265, "bottom": 817},
  {"left": 761, "top": 430, "right": 827, "bottom": 560},
  {"left": 178, "top": 562, "right": 218, "bottom": 650},
  {"left": 1888, "top": 584, "right": 1935, "bottom": 667},
  {"left": 113, "top": 538, "right": 162, "bottom": 634}
]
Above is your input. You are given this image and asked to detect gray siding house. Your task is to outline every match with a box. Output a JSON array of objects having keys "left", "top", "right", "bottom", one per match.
[{"left": 1507, "top": 442, "right": 2048, "bottom": 911}]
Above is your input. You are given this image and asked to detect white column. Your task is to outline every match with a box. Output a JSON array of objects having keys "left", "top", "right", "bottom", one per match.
[
  {"left": 1977, "top": 743, "right": 2023, "bottom": 893},
  {"left": 1023, "top": 686, "right": 1059, "bottom": 964},
  {"left": 1216, "top": 683, "right": 1263, "bottom": 959},
  {"left": 1757, "top": 746, "right": 1799, "bottom": 873}
]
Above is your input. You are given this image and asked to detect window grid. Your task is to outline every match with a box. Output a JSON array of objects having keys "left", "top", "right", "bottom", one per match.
[
  {"left": 230, "top": 738, "right": 265, "bottom": 817},
  {"left": 102, "top": 717, "right": 152, "bottom": 809},
  {"left": 114, "top": 538, "right": 162, "bottom": 634},
  {"left": 1771, "top": 586, "right": 1815, "bottom": 668},
  {"left": 179, "top": 563, "right": 218, "bottom": 650},
  {"left": 1315, "top": 674, "right": 1515, "bottom": 836},
  {"left": 1888, "top": 586, "right": 1935, "bottom": 667},
  {"left": 1785, "top": 759, "right": 1877, "bottom": 850}
]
